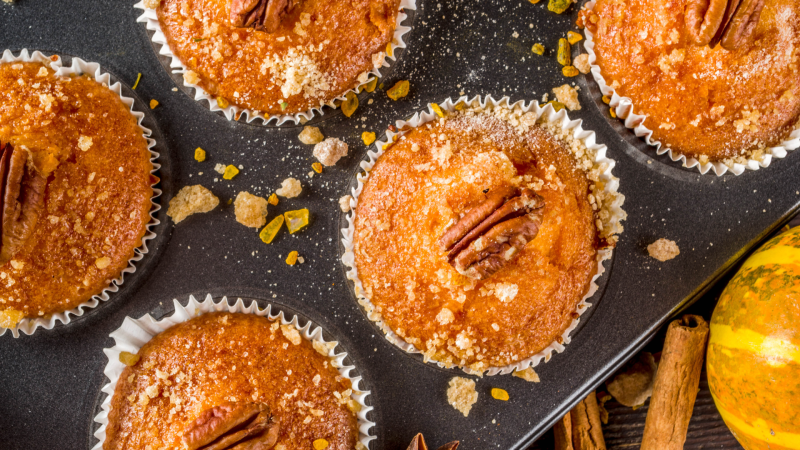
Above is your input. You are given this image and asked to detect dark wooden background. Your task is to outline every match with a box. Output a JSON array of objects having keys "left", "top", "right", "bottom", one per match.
[{"left": 530, "top": 215, "right": 800, "bottom": 450}]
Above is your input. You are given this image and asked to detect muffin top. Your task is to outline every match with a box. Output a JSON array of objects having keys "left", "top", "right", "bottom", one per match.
[
  {"left": 104, "top": 312, "right": 362, "bottom": 450},
  {"left": 351, "top": 103, "right": 624, "bottom": 372},
  {"left": 0, "top": 61, "right": 153, "bottom": 324},
  {"left": 587, "top": 0, "right": 800, "bottom": 163},
  {"left": 156, "top": 0, "right": 400, "bottom": 115}
]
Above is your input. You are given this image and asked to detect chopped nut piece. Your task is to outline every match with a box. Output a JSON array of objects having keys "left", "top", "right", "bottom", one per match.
[
  {"left": 567, "top": 31, "right": 583, "bottom": 44},
  {"left": 268, "top": 193, "right": 279, "bottom": 205},
  {"left": 95, "top": 257, "right": 111, "bottom": 269},
  {"left": 0, "top": 309, "right": 24, "bottom": 328},
  {"left": 313, "top": 138, "right": 348, "bottom": 166},
  {"left": 447, "top": 377, "right": 478, "bottom": 417},
  {"left": 132, "top": 73, "right": 142, "bottom": 90},
  {"left": 284, "top": 209, "right": 310, "bottom": 233},
  {"left": 183, "top": 70, "right": 200, "bottom": 85},
  {"left": 531, "top": 43, "right": 545, "bottom": 55},
  {"left": 259, "top": 215, "right": 285, "bottom": 244},
  {"left": 491, "top": 388, "right": 509, "bottom": 401},
  {"left": 234, "top": 192, "right": 269, "bottom": 228},
  {"left": 562, "top": 66, "right": 579, "bottom": 77},
  {"left": 602, "top": 95, "right": 611, "bottom": 104},
  {"left": 167, "top": 185, "right": 219, "bottom": 224},
  {"left": 194, "top": 147, "right": 206, "bottom": 162},
  {"left": 548, "top": 0, "right": 571, "bottom": 14},
  {"left": 276, "top": 178, "right": 302, "bottom": 198},
  {"left": 552, "top": 84, "right": 581, "bottom": 111},
  {"left": 387, "top": 80, "right": 410, "bottom": 100},
  {"left": 557, "top": 38, "right": 571, "bottom": 66},
  {"left": 574, "top": 53, "right": 591, "bottom": 74},
  {"left": 216, "top": 97, "right": 229, "bottom": 108},
  {"left": 298, "top": 126, "right": 325, "bottom": 145},
  {"left": 361, "top": 131, "right": 376, "bottom": 146},
  {"left": 149, "top": 99, "right": 159, "bottom": 109},
  {"left": 223, "top": 165, "right": 240, "bottom": 180},
  {"left": 364, "top": 77, "right": 378, "bottom": 93},
  {"left": 431, "top": 103, "right": 445, "bottom": 118},
  {"left": 647, "top": 238, "right": 680, "bottom": 261},
  {"left": 549, "top": 101, "right": 566, "bottom": 111},
  {"left": 286, "top": 251, "right": 299, "bottom": 265},
  {"left": 311, "top": 162, "right": 323, "bottom": 174},
  {"left": 342, "top": 91, "right": 359, "bottom": 117},
  {"left": 313, "top": 439, "right": 329, "bottom": 450},
  {"left": 119, "top": 351, "right": 140, "bottom": 367},
  {"left": 513, "top": 367, "right": 540, "bottom": 382},
  {"left": 339, "top": 195, "right": 353, "bottom": 212},
  {"left": 609, "top": 107, "right": 617, "bottom": 118}
]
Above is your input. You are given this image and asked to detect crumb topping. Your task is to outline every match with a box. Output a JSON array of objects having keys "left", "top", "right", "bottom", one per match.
[
  {"left": 167, "top": 185, "right": 219, "bottom": 224},
  {"left": 446, "top": 377, "right": 478, "bottom": 417},
  {"left": 647, "top": 238, "right": 680, "bottom": 262}
]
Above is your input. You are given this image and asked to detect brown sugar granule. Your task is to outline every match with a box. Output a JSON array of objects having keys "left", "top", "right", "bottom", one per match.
[
  {"left": 298, "top": 126, "right": 325, "bottom": 145},
  {"left": 339, "top": 195, "right": 353, "bottom": 213},
  {"left": 447, "top": 377, "right": 478, "bottom": 417},
  {"left": 167, "top": 185, "right": 219, "bottom": 224},
  {"left": 313, "top": 138, "right": 348, "bottom": 166},
  {"left": 552, "top": 84, "right": 581, "bottom": 111},
  {"left": 276, "top": 178, "right": 302, "bottom": 198},
  {"left": 647, "top": 238, "right": 680, "bottom": 262},
  {"left": 573, "top": 53, "right": 591, "bottom": 74},
  {"left": 233, "top": 191, "right": 269, "bottom": 228}
]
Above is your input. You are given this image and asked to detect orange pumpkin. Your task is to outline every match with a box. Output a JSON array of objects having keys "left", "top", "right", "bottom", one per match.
[{"left": 707, "top": 226, "right": 800, "bottom": 450}]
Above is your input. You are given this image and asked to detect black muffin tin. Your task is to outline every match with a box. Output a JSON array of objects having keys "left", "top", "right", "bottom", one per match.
[{"left": 1, "top": 1, "right": 798, "bottom": 449}]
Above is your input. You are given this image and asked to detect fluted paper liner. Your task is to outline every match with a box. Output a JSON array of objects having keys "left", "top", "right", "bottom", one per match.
[
  {"left": 582, "top": 0, "right": 800, "bottom": 176},
  {"left": 341, "top": 95, "right": 626, "bottom": 376},
  {"left": 92, "top": 294, "right": 376, "bottom": 450},
  {"left": 0, "top": 49, "right": 162, "bottom": 338},
  {"left": 134, "top": 0, "right": 416, "bottom": 126}
]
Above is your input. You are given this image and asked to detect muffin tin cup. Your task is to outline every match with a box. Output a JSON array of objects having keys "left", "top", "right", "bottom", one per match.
[
  {"left": 0, "top": 49, "right": 162, "bottom": 338},
  {"left": 133, "top": 0, "right": 417, "bottom": 126},
  {"left": 582, "top": 0, "right": 800, "bottom": 176},
  {"left": 91, "top": 294, "right": 376, "bottom": 450},
  {"left": 340, "top": 94, "right": 626, "bottom": 376}
]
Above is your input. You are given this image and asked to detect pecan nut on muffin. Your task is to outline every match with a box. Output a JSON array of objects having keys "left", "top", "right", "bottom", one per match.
[
  {"left": 583, "top": 0, "right": 800, "bottom": 165},
  {"left": 0, "top": 60, "right": 153, "bottom": 330},
  {"left": 348, "top": 101, "right": 625, "bottom": 373},
  {"left": 147, "top": 0, "right": 401, "bottom": 115},
  {"left": 104, "top": 312, "right": 363, "bottom": 450}
]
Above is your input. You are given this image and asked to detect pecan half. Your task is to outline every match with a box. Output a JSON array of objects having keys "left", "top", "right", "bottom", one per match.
[
  {"left": 0, "top": 143, "right": 49, "bottom": 265},
  {"left": 719, "top": 0, "right": 766, "bottom": 51},
  {"left": 685, "top": 0, "right": 764, "bottom": 50},
  {"left": 183, "top": 402, "right": 280, "bottom": 450},
  {"left": 230, "top": 0, "right": 299, "bottom": 33},
  {"left": 407, "top": 433, "right": 460, "bottom": 450},
  {"left": 440, "top": 187, "right": 545, "bottom": 281}
]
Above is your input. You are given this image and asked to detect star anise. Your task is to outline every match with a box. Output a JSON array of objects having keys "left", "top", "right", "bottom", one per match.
[
  {"left": 0, "top": 142, "right": 49, "bottom": 265},
  {"left": 230, "top": 0, "right": 299, "bottom": 33},
  {"left": 439, "top": 186, "right": 545, "bottom": 281},
  {"left": 685, "top": 0, "right": 766, "bottom": 51},
  {"left": 183, "top": 402, "right": 280, "bottom": 450},
  {"left": 407, "top": 433, "right": 459, "bottom": 450}
]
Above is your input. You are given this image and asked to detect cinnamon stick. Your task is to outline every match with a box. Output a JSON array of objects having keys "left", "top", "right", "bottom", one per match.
[
  {"left": 555, "top": 391, "right": 606, "bottom": 450},
  {"left": 641, "top": 315, "right": 709, "bottom": 450}
]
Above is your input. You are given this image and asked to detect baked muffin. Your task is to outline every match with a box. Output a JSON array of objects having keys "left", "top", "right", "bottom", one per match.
[
  {"left": 584, "top": 0, "right": 800, "bottom": 164},
  {"left": 104, "top": 312, "right": 363, "bottom": 450},
  {"left": 346, "top": 100, "right": 625, "bottom": 373},
  {"left": 148, "top": 0, "right": 402, "bottom": 116},
  {"left": 0, "top": 60, "right": 153, "bottom": 329}
]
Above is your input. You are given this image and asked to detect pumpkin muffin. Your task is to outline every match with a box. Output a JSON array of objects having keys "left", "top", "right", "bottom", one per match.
[
  {"left": 104, "top": 312, "right": 363, "bottom": 450},
  {"left": 149, "top": 0, "right": 402, "bottom": 115},
  {"left": 584, "top": 0, "right": 800, "bottom": 164},
  {"left": 0, "top": 60, "right": 153, "bottom": 328},
  {"left": 348, "top": 101, "right": 625, "bottom": 373}
]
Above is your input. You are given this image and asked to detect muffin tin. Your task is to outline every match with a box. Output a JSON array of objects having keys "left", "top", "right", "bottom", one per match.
[{"left": 1, "top": 0, "right": 798, "bottom": 449}]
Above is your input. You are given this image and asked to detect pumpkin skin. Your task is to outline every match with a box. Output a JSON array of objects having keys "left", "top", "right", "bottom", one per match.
[{"left": 708, "top": 227, "right": 800, "bottom": 450}]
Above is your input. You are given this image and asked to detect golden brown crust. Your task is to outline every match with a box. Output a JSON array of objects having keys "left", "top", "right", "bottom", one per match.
[
  {"left": 157, "top": 0, "right": 400, "bottom": 115},
  {"left": 352, "top": 109, "right": 599, "bottom": 371},
  {"left": 104, "top": 313, "right": 359, "bottom": 450},
  {"left": 0, "top": 62, "right": 153, "bottom": 318},
  {"left": 591, "top": 0, "right": 800, "bottom": 161}
]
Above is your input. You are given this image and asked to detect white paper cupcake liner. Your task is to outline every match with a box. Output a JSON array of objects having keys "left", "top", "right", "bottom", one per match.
[
  {"left": 91, "top": 294, "right": 375, "bottom": 450},
  {"left": 582, "top": 0, "right": 800, "bottom": 176},
  {"left": 340, "top": 95, "right": 626, "bottom": 376},
  {"left": 0, "top": 49, "right": 162, "bottom": 338},
  {"left": 134, "top": 0, "right": 416, "bottom": 126}
]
